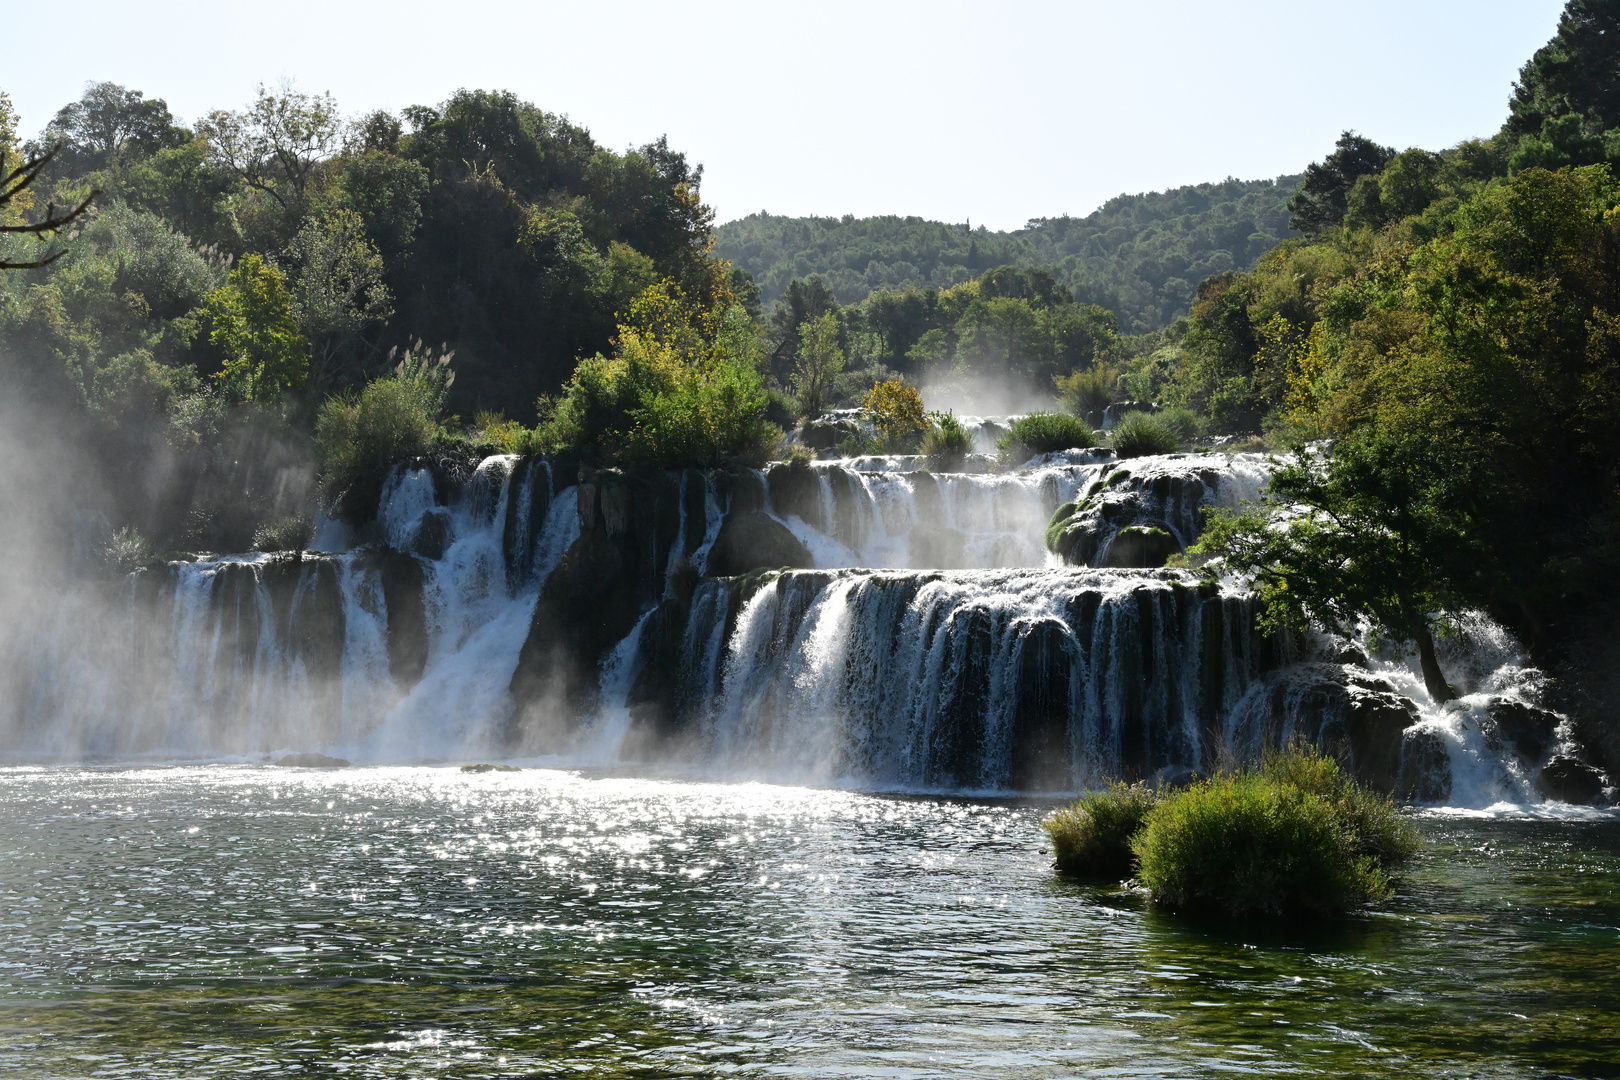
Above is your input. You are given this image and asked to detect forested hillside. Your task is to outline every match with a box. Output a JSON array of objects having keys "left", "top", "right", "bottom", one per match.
[{"left": 715, "top": 176, "right": 1301, "bottom": 333}]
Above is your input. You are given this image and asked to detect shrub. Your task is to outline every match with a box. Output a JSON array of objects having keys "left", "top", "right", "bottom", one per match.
[
  {"left": 1111, "top": 409, "right": 1183, "bottom": 457},
  {"left": 997, "top": 411, "right": 1098, "bottom": 463},
  {"left": 252, "top": 514, "right": 314, "bottom": 552},
  {"left": 471, "top": 410, "right": 535, "bottom": 455},
  {"left": 103, "top": 526, "right": 152, "bottom": 572},
  {"left": 863, "top": 379, "right": 930, "bottom": 451},
  {"left": 1044, "top": 782, "right": 1159, "bottom": 879},
  {"left": 921, "top": 410, "right": 974, "bottom": 468},
  {"left": 1258, "top": 750, "right": 1420, "bottom": 864},
  {"left": 1131, "top": 750, "right": 1419, "bottom": 920},
  {"left": 1055, "top": 363, "right": 1122, "bottom": 422},
  {"left": 540, "top": 289, "right": 780, "bottom": 469},
  {"left": 1154, "top": 406, "right": 1203, "bottom": 444},
  {"left": 316, "top": 376, "right": 443, "bottom": 486}
]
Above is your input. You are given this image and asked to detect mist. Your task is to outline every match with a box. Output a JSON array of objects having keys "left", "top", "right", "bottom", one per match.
[{"left": 918, "top": 369, "right": 1062, "bottom": 418}]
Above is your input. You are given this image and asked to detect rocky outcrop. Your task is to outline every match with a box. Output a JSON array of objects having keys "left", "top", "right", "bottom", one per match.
[
  {"left": 1537, "top": 755, "right": 1608, "bottom": 804},
  {"left": 1046, "top": 460, "right": 1225, "bottom": 568},
  {"left": 1229, "top": 662, "right": 1419, "bottom": 793},
  {"left": 1102, "top": 525, "right": 1182, "bottom": 569},
  {"left": 706, "top": 511, "right": 813, "bottom": 576},
  {"left": 508, "top": 468, "right": 684, "bottom": 729}
]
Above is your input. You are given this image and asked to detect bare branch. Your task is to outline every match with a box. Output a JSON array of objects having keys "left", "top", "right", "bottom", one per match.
[{"left": 0, "top": 143, "right": 98, "bottom": 270}]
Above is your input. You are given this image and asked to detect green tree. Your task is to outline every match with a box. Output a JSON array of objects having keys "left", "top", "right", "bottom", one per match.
[
  {"left": 1288, "top": 132, "right": 1396, "bottom": 235},
  {"left": 203, "top": 253, "right": 307, "bottom": 401},
  {"left": 1196, "top": 434, "right": 1469, "bottom": 703},
  {"left": 792, "top": 311, "right": 844, "bottom": 418},
  {"left": 1506, "top": 0, "right": 1620, "bottom": 137},
  {"left": 42, "top": 82, "right": 186, "bottom": 175},
  {"left": 285, "top": 209, "right": 393, "bottom": 389},
  {"left": 199, "top": 83, "right": 341, "bottom": 218}
]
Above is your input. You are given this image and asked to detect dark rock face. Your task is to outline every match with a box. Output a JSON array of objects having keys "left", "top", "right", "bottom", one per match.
[
  {"left": 706, "top": 512, "right": 814, "bottom": 577},
  {"left": 1230, "top": 663, "right": 1418, "bottom": 793},
  {"left": 766, "top": 462, "right": 824, "bottom": 531},
  {"left": 373, "top": 549, "right": 428, "bottom": 688},
  {"left": 1481, "top": 698, "right": 1560, "bottom": 766},
  {"left": 508, "top": 468, "right": 685, "bottom": 735},
  {"left": 1398, "top": 729, "right": 1453, "bottom": 802},
  {"left": 412, "top": 508, "right": 452, "bottom": 560},
  {"left": 1537, "top": 755, "right": 1608, "bottom": 804}
]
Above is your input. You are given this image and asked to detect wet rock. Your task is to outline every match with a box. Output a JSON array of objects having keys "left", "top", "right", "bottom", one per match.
[
  {"left": 1537, "top": 755, "right": 1607, "bottom": 804},
  {"left": 801, "top": 419, "right": 857, "bottom": 450},
  {"left": 1102, "top": 525, "right": 1181, "bottom": 569},
  {"left": 411, "top": 508, "right": 451, "bottom": 560},
  {"left": 706, "top": 512, "right": 814, "bottom": 577},
  {"left": 1481, "top": 698, "right": 1560, "bottom": 765},
  {"left": 766, "top": 461, "right": 824, "bottom": 530},
  {"left": 375, "top": 549, "right": 428, "bottom": 687},
  {"left": 1230, "top": 663, "right": 1417, "bottom": 792},
  {"left": 720, "top": 468, "right": 768, "bottom": 514},
  {"left": 1397, "top": 729, "right": 1452, "bottom": 802},
  {"left": 461, "top": 763, "right": 522, "bottom": 773},
  {"left": 275, "top": 752, "right": 350, "bottom": 767}
]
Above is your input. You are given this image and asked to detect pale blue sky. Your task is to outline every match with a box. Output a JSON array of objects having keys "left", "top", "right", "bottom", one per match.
[{"left": 7, "top": 1, "right": 1568, "bottom": 230}]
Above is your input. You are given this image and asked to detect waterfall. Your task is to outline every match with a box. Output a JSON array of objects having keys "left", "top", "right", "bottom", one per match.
[
  {"left": 5, "top": 449, "right": 1600, "bottom": 807},
  {"left": 662, "top": 568, "right": 1261, "bottom": 791},
  {"left": 5, "top": 456, "right": 577, "bottom": 763}
]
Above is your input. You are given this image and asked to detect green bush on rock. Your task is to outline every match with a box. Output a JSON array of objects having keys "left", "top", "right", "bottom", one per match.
[
  {"left": 1043, "top": 782, "right": 1159, "bottom": 879},
  {"left": 1110, "top": 409, "right": 1185, "bottom": 458},
  {"left": 998, "top": 411, "right": 1097, "bottom": 463},
  {"left": 1047, "top": 749, "right": 1419, "bottom": 920},
  {"left": 922, "top": 411, "right": 974, "bottom": 468}
]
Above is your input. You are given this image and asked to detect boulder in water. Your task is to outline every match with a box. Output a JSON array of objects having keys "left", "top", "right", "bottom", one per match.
[
  {"left": 706, "top": 512, "right": 814, "bottom": 576},
  {"left": 1537, "top": 755, "right": 1607, "bottom": 804},
  {"left": 461, "top": 763, "right": 522, "bottom": 773},
  {"left": 275, "top": 752, "right": 350, "bottom": 767},
  {"left": 1102, "top": 525, "right": 1181, "bottom": 569},
  {"left": 1481, "top": 698, "right": 1560, "bottom": 765},
  {"left": 1397, "top": 729, "right": 1451, "bottom": 802}
]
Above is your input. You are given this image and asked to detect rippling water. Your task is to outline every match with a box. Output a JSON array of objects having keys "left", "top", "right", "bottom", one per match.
[{"left": 1, "top": 766, "right": 1617, "bottom": 1077}]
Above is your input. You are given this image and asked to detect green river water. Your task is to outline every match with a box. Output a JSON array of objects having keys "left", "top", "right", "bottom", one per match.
[{"left": 0, "top": 765, "right": 1616, "bottom": 1078}]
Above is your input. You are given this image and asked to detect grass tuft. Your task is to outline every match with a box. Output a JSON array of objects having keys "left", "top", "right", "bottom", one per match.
[
  {"left": 922, "top": 411, "right": 974, "bottom": 468},
  {"left": 1110, "top": 410, "right": 1184, "bottom": 457},
  {"left": 1131, "top": 750, "right": 1418, "bottom": 920},
  {"left": 997, "top": 411, "right": 1097, "bottom": 464}
]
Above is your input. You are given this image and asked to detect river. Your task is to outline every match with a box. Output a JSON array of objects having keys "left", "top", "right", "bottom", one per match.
[{"left": 3, "top": 765, "right": 1616, "bottom": 1078}]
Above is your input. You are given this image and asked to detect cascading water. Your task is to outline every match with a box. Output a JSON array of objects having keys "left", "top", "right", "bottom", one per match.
[
  {"left": 671, "top": 567, "right": 1263, "bottom": 791},
  {"left": 4, "top": 446, "right": 1599, "bottom": 806},
  {"left": 5, "top": 456, "right": 577, "bottom": 763}
]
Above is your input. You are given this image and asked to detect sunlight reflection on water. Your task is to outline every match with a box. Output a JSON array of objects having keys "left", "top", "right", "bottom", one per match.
[{"left": 1, "top": 765, "right": 1617, "bottom": 1078}]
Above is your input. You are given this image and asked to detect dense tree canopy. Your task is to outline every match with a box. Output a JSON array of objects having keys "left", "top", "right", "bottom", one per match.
[{"left": 716, "top": 175, "right": 1301, "bottom": 335}]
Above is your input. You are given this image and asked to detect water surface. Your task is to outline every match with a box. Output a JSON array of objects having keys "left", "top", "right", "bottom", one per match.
[{"left": 1, "top": 766, "right": 1616, "bottom": 1077}]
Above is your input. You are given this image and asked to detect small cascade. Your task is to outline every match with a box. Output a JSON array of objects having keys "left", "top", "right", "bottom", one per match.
[{"left": 763, "top": 452, "right": 1270, "bottom": 571}]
